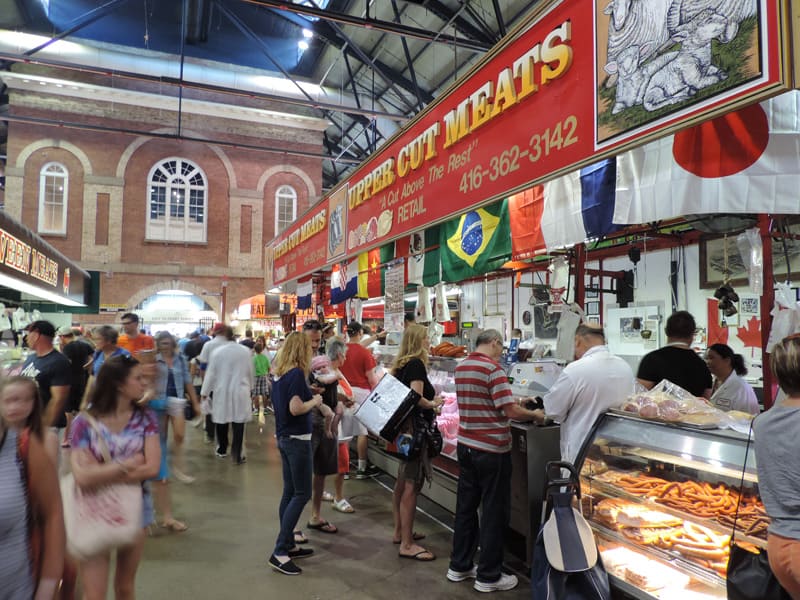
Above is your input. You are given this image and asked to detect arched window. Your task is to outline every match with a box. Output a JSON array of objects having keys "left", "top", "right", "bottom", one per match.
[
  {"left": 146, "top": 158, "right": 207, "bottom": 243},
  {"left": 38, "top": 162, "right": 68, "bottom": 234},
  {"left": 275, "top": 185, "right": 297, "bottom": 236}
]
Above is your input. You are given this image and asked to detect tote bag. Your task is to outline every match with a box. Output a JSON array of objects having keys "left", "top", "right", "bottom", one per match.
[
  {"left": 61, "top": 413, "right": 143, "bottom": 560},
  {"left": 727, "top": 544, "right": 791, "bottom": 600}
]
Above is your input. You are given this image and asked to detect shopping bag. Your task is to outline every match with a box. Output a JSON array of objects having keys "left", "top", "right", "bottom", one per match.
[
  {"left": 727, "top": 544, "right": 791, "bottom": 600},
  {"left": 354, "top": 373, "right": 420, "bottom": 442}
]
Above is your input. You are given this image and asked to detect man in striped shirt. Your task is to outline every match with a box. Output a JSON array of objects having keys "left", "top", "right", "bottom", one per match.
[{"left": 447, "top": 329, "right": 543, "bottom": 593}]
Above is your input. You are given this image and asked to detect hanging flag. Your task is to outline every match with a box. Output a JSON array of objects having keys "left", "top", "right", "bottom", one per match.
[
  {"left": 296, "top": 277, "right": 313, "bottom": 310},
  {"left": 614, "top": 92, "right": 800, "bottom": 224},
  {"left": 357, "top": 243, "right": 395, "bottom": 299},
  {"left": 509, "top": 159, "right": 618, "bottom": 259},
  {"left": 406, "top": 227, "right": 440, "bottom": 287},
  {"left": 440, "top": 199, "right": 511, "bottom": 282},
  {"left": 330, "top": 258, "right": 358, "bottom": 305}
]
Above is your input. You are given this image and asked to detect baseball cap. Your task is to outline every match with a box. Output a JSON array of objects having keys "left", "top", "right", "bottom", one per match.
[
  {"left": 27, "top": 320, "right": 57, "bottom": 338},
  {"left": 210, "top": 323, "right": 226, "bottom": 336},
  {"left": 57, "top": 326, "right": 75, "bottom": 337}
]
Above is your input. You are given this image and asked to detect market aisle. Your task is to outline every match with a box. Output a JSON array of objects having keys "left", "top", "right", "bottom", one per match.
[{"left": 136, "top": 418, "right": 532, "bottom": 599}]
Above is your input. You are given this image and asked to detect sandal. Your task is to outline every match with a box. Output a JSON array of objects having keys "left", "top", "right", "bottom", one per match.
[
  {"left": 161, "top": 519, "right": 188, "bottom": 532},
  {"left": 293, "top": 530, "right": 308, "bottom": 544},
  {"left": 322, "top": 491, "right": 334, "bottom": 502},
  {"left": 393, "top": 532, "right": 426, "bottom": 544},
  {"left": 307, "top": 519, "right": 338, "bottom": 534},
  {"left": 331, "top": 498, "right": 355, "bottom": 513},
  {"left": 399, "top": 549, "right": 436, "bottom": 561}
]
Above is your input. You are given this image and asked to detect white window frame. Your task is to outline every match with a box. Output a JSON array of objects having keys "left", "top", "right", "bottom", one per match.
[
  {"left": 38, "top": 162, "right": 68, "bottom": 235},
  {"left": 146, "top": 158, "right": 208, "bottom": 243},
  {"left": 275, "top": 185, "right": 297, "bottom": 236}
]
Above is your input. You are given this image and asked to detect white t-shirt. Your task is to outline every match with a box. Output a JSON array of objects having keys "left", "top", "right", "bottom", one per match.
[
  {"left": 544, "top": 344, "right": 635, "bottom": 464},
  {"left": 711, "top": 373, "right": 759, "bottom": 414}
]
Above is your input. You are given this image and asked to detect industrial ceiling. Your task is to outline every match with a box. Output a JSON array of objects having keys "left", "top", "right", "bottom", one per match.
[{"left": 0, "top": 0, "right": 541, "bottom": 191}]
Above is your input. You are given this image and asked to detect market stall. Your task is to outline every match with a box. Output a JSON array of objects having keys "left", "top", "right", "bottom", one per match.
[
  {"left": 263, "top": 0, "right": 797, "bottom": 578},
  {"left": 0, "top": 210, "right": 93, "bottom": 374}
]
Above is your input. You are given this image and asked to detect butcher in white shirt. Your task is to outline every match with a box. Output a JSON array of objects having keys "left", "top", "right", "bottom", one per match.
[{"left": 543, "top": 324, "right": 635, "bottom": 464}]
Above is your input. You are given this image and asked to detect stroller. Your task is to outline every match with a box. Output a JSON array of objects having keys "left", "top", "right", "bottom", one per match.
[{"left": 531, "top": 461, "right": 611, "bottom": 600}]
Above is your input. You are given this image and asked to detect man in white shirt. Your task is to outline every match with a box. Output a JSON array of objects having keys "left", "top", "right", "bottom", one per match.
[{"left": 543, "top": 324, "right": 634, "bottom": 464}]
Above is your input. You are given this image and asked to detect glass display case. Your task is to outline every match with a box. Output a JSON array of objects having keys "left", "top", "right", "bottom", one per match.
[{"left": 576, "top": 412, "right": 765, "bottom": 600}]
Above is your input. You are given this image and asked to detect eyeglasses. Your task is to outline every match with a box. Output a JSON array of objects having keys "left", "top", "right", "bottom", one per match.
[{"left": 302, "top": 321, "right": 322, "bottom": 331}]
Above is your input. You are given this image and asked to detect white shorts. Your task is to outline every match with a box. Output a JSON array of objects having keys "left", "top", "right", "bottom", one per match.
[
  {"left": 338, "top": 387, "right": 369, "bottom": 441},
  {"left": 167, "top": 396, "right": 186, "bottom": 418}
]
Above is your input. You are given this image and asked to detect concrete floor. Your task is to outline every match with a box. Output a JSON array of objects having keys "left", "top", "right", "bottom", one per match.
[{"left": 135, "top": 418, "right": 533, "bottom": 600}]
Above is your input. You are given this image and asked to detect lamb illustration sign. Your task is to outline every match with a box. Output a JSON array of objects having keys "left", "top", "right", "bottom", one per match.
[{"left": 268, "top": 0, "right": 788, "bottom": 286}]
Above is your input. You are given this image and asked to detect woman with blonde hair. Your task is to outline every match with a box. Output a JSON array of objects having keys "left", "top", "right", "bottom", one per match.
[
  {"left": 268, "top": 332, "right": 323, "bottom": 576},
  {"left": 391, "top": 323, "right": 442, "bottom": 561},
  {"left": 753, "top": 335, "right": 800, "bottom": 597}
]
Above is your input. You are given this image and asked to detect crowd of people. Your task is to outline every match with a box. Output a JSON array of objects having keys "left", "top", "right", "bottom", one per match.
[{"left": 2, "top": 307, "right": 799, "bottom": 597}]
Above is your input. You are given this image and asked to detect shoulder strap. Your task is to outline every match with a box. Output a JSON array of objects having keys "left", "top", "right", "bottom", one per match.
[
  {"left": 730, "top": 422, "right": 754, "bottom": 543},
  {"left": 81, "top": 412, "right": 113, "bottom": 463}
]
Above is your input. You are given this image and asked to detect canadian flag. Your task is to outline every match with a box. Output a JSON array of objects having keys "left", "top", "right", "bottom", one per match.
[{"left": 614, "top": 91, "right": 800, "bottom": 224}]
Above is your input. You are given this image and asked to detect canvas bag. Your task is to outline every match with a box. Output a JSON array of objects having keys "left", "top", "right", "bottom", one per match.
[
  {"left": 531, "top": 461, "right": 611, "bottom": 600},
  {"left": 60, "top": 412, "right": 143, "bottom": 560},
  {"left": 354, "top": 373, "right": 420, "bottom": 442}
]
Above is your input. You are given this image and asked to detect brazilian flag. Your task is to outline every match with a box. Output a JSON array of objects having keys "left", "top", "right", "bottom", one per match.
[{"left": 440, "top": 199, "right": 511, "bottom": 282}]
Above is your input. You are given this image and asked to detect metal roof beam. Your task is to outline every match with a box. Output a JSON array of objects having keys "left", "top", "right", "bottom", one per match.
[
  {"left": 491, "top": 0, "right": 507, "bottom": 37},
  {"left": 394, "top": 0, "right": 495, "bottom": 46},
  {"left": 237, "top": 0, "right": 491, "bottom": 52},
  {"left": 391, "top": 0, "right": 424, "bottom": 112}
]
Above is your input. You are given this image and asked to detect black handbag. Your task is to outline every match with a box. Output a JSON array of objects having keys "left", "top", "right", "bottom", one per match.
[
  {"left": 727, "top": 543, "right": 791, "bottom": 600},
  {"left": 726, "top": 424, "right": 791, "bottom": 600}
]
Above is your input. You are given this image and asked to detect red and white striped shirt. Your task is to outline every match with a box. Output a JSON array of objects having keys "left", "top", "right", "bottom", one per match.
[{"left": 455, "top": 352, "right": 515, "bottom": 453}]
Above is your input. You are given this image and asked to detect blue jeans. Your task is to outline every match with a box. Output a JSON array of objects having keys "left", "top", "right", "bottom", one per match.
[
  {"left": 274, "top": 436, "right": 313, "bottom": 556},
  {"left": 449, "top": 444, "right": 512, "bottom": 583}
]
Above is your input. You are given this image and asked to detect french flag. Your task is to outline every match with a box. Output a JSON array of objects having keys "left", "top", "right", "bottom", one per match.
[
  {"left": 614, "top": 91, "right": 800, "bottom": 224},
  {"left": 330, "top": 258, "right": 358, "bottom": 305},
  {"left": 296, "top": 277, "right": 313, "bottom": 310},
  {"left": 509, "top": 158, "right": 618, "bottom": 259}
]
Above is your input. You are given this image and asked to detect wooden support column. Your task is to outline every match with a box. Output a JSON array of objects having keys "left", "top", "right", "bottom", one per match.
[
  {"left": 574, "top": 244, "right": 586, "bottom": 307},
  {"left": 759, "top": 214, "right": 775, "bottom": 409}
]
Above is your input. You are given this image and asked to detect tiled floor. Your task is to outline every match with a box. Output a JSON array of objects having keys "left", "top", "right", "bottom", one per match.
[{"left": 134, "top": 418, "right": 533, "bottom": 599}]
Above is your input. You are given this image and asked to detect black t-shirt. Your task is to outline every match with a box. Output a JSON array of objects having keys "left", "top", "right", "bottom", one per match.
[
  {"left": 395, "top": 358, "right": 436, "bottom": 423},
  {"left": 184, "top": 338, "right": 205, "bottom": 361},
  {"left": 62, "top": 339, "right": 92, "bottom": 396},
  {"left": 20, "top": 349, "right": 72, "bottom": 428},
  {"left": 240, "top": 339, "right": 255, "bottom": 349},
  {"left": 637, "top": 346, "right": 713, "bottom": 397}
]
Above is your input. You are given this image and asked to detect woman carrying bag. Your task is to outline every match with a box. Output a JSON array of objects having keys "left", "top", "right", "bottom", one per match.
[
  {"left": 751, "top": 335, "right": 800, "bottom": 598},
  {"left": 390, "top": 324, "right": 443, "bottom": 561},
  {"left": 69, "top": 355, "right": 160, "bottom": 599}
]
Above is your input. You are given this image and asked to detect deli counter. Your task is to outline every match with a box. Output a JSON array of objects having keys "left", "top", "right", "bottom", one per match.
[{"left": 576, "top": 412, "right": 764, "bottom": 600}]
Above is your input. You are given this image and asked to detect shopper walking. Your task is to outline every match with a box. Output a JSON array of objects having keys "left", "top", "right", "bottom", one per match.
[
  {"left": 448, "top": 329, "right": 543, "bottom": 593},
  {"left": 20, "top": 320, "right": 72, "bottom": 431},
  {"left": 200, "top": 326, "right": 254, "bottom": 464},
  {"left": 58, "top": 326, "right": 93, "bottom": 448},
  {"left": 151, "top": 331, "right": 200, "bottom": 531},
  {"left": 339, "top": 321, "right": 381, "bottom": 479},
  {"left": 753, "top": 334, "right": 800, "bottom": 597},
  {"left": 252, "top": 340, "right": 271, "bottom": 414},
  {"left": 70, "top": 355, "right": 160, "bottom": 600},
  {"left": 0, "top": 378, "right": 66, "bottom": 600},
  {"left": 391, "top": 324, "right": 442, "bottom": 561},
  {"left": 269, "top": 332, "right": 322, "bottom": 575}
]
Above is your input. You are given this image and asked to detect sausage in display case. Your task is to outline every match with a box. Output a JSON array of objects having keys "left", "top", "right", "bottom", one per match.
[{"left": 575, "top": 412, "right": 766, "bottom": 600}]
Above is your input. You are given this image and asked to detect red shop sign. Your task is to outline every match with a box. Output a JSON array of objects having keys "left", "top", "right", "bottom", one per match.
[
  {"left": 273, "top": 0, "right": 788, "bottom": 285},
  {"left": 270, "top": 198, "right": 329, "bottom": 286}
]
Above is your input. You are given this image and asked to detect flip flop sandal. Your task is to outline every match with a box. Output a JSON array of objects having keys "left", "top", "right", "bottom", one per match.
[
  {"left": 293, "top": 531, "right": 308, "bottom": 544},
  {"left": 331, "top": 499, "right": 355, "bottom": 513},
  {"left": 393, "top": 532, "right": 426, "bottom": 544},
  {"left": 307, "top": 519, "right": 338, "bottom": 534},
  {"left": 398, "top": 549, "right": 436, "bottom": 561},
  {"left": 161, "top": 519, "right": 188, "bottom": 532}
]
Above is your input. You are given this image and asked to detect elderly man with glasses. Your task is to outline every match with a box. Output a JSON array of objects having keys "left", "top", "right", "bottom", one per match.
[{"left": 448, "top": 329, "right": 543, "bottom": 593}]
